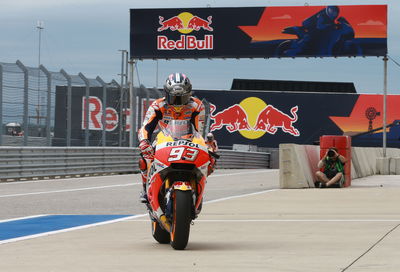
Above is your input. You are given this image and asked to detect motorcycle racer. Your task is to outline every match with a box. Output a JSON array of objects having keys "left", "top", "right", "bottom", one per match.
[
  {"left": 205, "top": 132, "right": 218, "bottom": 153},
  {"left": 138, "top": 72, "right": 207, "bottom": 203}
]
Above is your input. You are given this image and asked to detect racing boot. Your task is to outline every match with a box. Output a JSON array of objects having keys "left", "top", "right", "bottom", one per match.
[
  {"left": 139, "top": 186, "right": 148, "bottom": 203},
  {"left": 207, "top": 156, "right": 216, "bottom": 176},
  {"left": 138, "top": 156, "right": 149, "bottom": 203}
]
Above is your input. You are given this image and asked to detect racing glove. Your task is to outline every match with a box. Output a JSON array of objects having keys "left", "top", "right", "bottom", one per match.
[{"left": 139, "top": 140, "right": 154, "bottom": 160}]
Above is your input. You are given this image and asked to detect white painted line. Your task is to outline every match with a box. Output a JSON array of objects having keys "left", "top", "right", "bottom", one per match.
[
  {"left": 0, "top": 170, "right": 276, "bottom": 198},
  {"left": 204, "top": 189, "right": 280, "bottom": 204},
  {"left": 0, "top": 183, "right": 140, "bottom": 198},
  {"left": 194, "top": 219, "right": 400, "bottom": 222},
  {"left": 0, "top": 214, "right": 48, "bottom": 223},
  {"left": 0, "top": 188, "right": 281, "bottom": 244},
  {"left": 123, "top": 189, "right": 280, "bottom": 222},
  {"left": 208, "top": 169, "right": 276, "bottom": 178},
  {"left": 0, "top": 214, "right": 144, "bottom": 245},
  {"left": 127, "top": 219, "right": 400, "bottom": 223},
  {"left": 0, "top": 169, "right": 275, "bottom": 186}
]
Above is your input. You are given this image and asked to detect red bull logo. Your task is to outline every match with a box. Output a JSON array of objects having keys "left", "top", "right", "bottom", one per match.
[
  {"left": 157, "top": 16, "right": 185, "bottom": 32},
  {"left": 254, "top": 105, "right": 300, "bottom": 136},
  {"left": 209, "top": 97, "right": 300, "bottom": 139},
  {"left": 210, "top": 104, "right": 251, "bottom": 132},
  {"left": 157, "top": 12, "right": 214, "bottom": 50}
]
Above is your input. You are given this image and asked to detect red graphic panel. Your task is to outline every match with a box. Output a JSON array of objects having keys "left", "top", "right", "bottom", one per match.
[
  {"left": 329, "top": 94, "right": 400, "bottom": 134},
  {"left": 239, "top": 5, "right": 387, "bottom": 42}
]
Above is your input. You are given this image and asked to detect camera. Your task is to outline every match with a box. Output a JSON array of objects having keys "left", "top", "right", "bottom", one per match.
[{"left": 327, "top": 149, "right": 336, "bottom": 157}]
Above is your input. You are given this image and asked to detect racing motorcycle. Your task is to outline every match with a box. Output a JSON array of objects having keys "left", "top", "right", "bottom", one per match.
[{"left": 144, "top": 120, "right": 211, "bottom": 250}]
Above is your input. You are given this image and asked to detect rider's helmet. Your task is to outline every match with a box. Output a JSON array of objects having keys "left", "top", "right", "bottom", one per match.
[
  {"left": 206, "top": 132, "right": 214, "bottom": 142},
  {"left": 325, "top": 6, "right": 339, "bottom": 21},
  {"left": 164, "top": 73, "right": 192, "bottom": 106}
]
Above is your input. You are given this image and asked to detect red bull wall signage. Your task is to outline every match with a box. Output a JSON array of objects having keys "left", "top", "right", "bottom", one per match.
[
  {"left": 209, "top": 98, "right": 300, "bottom": 139},
  {"left": 54, "top": 86, "right": 126, "bottom": 146},
  {"left": 54, "top": 86, "right": 400, "bottom": 148},
  {"left": 81, "top": 96, "right": 119, "bottom": 132},
  {"left": 193, "top": 90, "right": 400, "bottom": 148},
  {"left": 130, "top": 5, "right": 387, "bottom": 59}
]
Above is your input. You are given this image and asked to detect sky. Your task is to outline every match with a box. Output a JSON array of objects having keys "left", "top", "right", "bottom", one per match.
[{"left": 0, "top": 0, "right": 399, "bottom": 94}]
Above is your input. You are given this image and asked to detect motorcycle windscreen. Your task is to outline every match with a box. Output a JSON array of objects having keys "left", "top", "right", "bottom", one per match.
[{"left": 162, "top": 120, "right": 195, "bottom": 140}]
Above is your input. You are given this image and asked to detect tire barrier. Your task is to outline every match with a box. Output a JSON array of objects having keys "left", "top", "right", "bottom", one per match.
[
  {"left": 0, "top": 147, "right": 270, "bottom": 182},
  {"left": 279, "top": 143, "right": 400, "bottom": 189}
]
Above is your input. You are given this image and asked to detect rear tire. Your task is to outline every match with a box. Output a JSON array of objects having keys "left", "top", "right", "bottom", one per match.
[
  {"left": 151, "top": 220, "right": 170, "bottom": 244},
  {"left": 170, "top": 190, "right": 192, "bottom": 250}
]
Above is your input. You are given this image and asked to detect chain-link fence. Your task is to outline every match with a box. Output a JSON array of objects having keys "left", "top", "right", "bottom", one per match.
[{"left": 0, "top": 60, "right": 163, "bottom": 147}]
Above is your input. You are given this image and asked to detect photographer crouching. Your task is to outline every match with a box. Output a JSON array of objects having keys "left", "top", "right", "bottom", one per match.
[{"left": 315, "top": 147, "right": 347, "bottom": 188}]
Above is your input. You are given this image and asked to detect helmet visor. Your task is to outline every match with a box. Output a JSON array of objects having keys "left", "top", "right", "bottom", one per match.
[{"left": 166, "top": 93, "right": 191, "bottom": 105}]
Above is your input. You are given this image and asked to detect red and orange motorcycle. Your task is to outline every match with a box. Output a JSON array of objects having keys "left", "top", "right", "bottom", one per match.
[{"left": 144, "top": 120, "right": 211, "bottom": 250}]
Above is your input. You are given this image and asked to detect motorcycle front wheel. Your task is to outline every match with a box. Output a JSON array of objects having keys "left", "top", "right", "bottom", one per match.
[{"left": 170, "top": 190, "right": 192, "bottom": 250}]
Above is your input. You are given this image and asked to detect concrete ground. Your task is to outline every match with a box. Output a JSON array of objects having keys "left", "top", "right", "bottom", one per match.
[{"left": 0, "top": 172, "right": 399, "bottom": 271}]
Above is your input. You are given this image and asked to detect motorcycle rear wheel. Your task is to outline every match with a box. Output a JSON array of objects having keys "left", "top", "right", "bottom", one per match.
[
  {"left": 170, "top": 190, "right": 192, "bottom": 250},
  {"left": 151, "top": 220, "right": 170, "bottom": 244}
]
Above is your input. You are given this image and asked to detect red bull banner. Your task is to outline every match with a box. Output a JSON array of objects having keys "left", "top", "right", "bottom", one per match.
[
  {"left": 54, "top": 85, "right": 400, "bottom": 147},
  {"left": 81, "top": 96, "right": 119, "bottom": 132},
  {"left": 130, "top": 5, "right": 387, "bottom": 59},
  {"left": 54, "top": 86, "right": 125, "bottom": 146},
  {"left": 193, "top": 90, "right": 400, "bottom": 148}
]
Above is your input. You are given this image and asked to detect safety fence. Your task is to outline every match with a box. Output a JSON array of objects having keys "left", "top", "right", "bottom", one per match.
[
  {"left": 0, "top": 60, "right": 162, "bottom": 147},
  {"left": 0, "top": 147, "right": 270, "bottom": 181}
]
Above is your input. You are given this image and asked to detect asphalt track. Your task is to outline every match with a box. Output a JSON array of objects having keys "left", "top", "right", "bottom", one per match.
[{"left": 0, "top": 170, "right": 399, "bottom": 271}]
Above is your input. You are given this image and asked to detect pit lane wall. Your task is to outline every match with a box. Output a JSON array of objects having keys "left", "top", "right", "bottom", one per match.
[{"left": 279, "top": 144, "right": 400, "bottom": 188}]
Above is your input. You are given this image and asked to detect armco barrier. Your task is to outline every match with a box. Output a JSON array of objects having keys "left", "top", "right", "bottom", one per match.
[
  {"left": 0, "top": 147, "right": 139, "bottom": 181},
  {"left": 217, "top": 150, "right": 270, "bottom": 169},
  {"left": 0, "top": 147, "right": 270, "bottom": 181},
  {"left": 279, "top": 144, "right": 400, "bottom": 189}
]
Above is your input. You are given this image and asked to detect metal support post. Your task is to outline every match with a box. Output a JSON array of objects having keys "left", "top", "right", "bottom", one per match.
[
  {"left": 37, "top": 21, "right": 44, "bottom": 134},
  {"left": 111, "top": 80, "right": 123, "bottom": 145},
  {"left": 383, "top": 55, "right": 388, "bottom": 157},
  {"left": 156, "top": 60, "right": 159, "bottom": 88},
  {"left": 118, "top": 50, "right": 127, "bottom": 146},
  {"left": 96, "top": 76, "right": 107, "bottom": 147},
  {"left": 0, "top": 64, "right": 3, "bottom": 146},
  {"left": 125, "top": 54, "right": 128, "bottom": 87},
  {"left": 40, "top": 65, "right": 52, "bottom": 146},
  {"left": 16, "top": 60, "right": 29, "bottom": 146},
  {"left": 141, "top": 84, "right": 150, "bottom": 117},
  {"left": 129, "top": 59, "right": 137, "bottom": 147},
  {"left": 79, "top": 72, "right": 90, "bottom": 146},
  {"left": 60, "top": 69, "right": 72, "bottom": 146},
  {"left": 124, "top": 54, "right": 129, "bottom": 144}
]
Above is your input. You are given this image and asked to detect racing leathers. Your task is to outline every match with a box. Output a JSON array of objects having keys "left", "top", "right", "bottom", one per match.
[
  {"left": 138, "top": 97, "right": 205, "bottom": 143},
  {"left": 138, "top": 97, "right": 208, "bottom": 201}
]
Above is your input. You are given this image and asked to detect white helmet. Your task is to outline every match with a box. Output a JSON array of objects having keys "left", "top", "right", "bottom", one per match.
[{"left": 163, "top": 73, "right": 192, "bottom": 105}]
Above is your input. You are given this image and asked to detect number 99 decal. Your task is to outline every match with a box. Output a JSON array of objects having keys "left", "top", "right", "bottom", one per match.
[{"left": 168, "top": 147, "right": 199, "bottom": 162}]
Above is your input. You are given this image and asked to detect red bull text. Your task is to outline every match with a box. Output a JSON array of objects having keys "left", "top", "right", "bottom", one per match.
[
  {"left": 157, "top": 35, "right": 213, "bottom": 50},
  {"left": 157, "top": 13, "right": 214, "bottom": 51}
]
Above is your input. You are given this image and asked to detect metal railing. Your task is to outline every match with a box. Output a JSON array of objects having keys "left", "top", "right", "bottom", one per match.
[
  {"left": 217, "top": 150, "right": 270, "bottom": 169},
  {"left": 0, "top": 147, "right": 270, "bottom": 181},
  {"left": 0, "top": 60, "right": 163, "bottom": 147}
]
